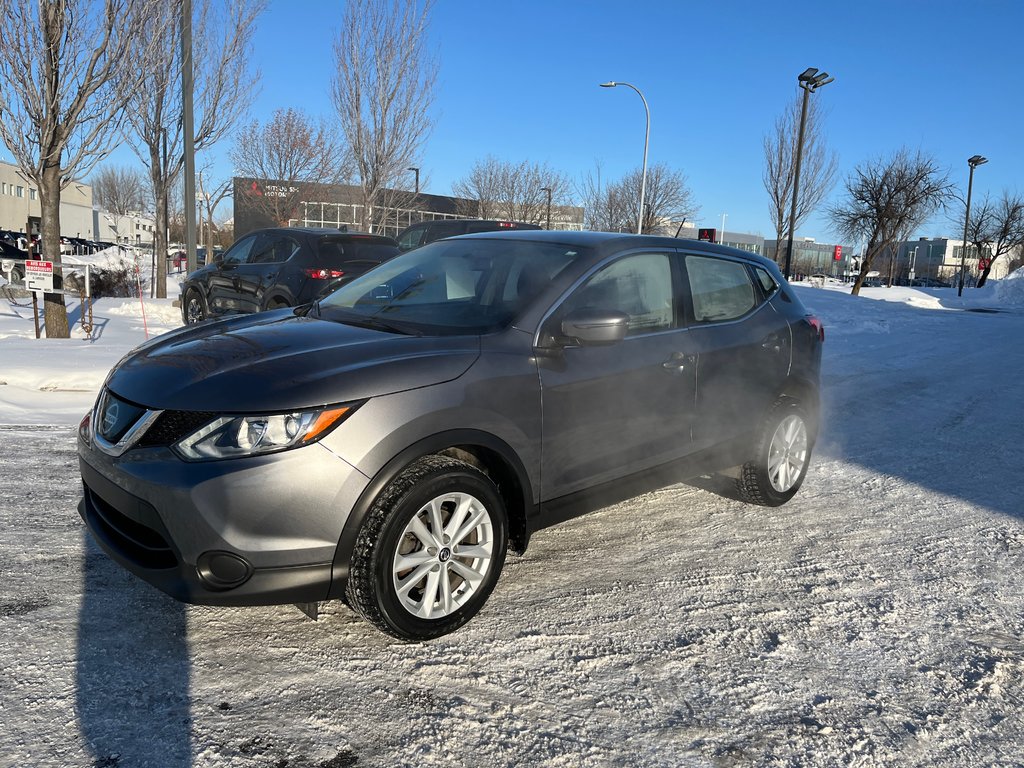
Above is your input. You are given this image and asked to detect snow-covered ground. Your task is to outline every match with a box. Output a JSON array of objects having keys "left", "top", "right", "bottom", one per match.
[{"left": 1, "top": 274, "right": 1023, "bottom": 766}]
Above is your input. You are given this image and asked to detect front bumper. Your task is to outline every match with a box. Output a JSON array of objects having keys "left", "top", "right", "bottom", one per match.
[{"left": 77, "top": 435, "right": 370, "bottom": 606}]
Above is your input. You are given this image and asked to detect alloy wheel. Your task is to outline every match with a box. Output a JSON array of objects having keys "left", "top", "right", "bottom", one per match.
[
  {"left": 391, "top": 491, "right": 495, "bottom": 620},
  {"left": 767, "top": 414, "right": 808, "bottom": 493}
]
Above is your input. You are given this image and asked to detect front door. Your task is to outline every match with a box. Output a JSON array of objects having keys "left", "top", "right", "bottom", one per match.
[
  {"left": 207, "top": 234, "right": 256, "bottom": 314},
  {"left": 537, "top": 251, "right": 696, "bottom": 501}
]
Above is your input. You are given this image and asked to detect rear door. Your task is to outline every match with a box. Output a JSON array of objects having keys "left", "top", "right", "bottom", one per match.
[
  {"left": 538, "top": 250, "right": 697, "bottom": 500},
  {"left": 231, "top": 232, "right": 302, "bottom": 311},
  {"left": 682, "top": 252, "right": 791, "bottom": 452}
]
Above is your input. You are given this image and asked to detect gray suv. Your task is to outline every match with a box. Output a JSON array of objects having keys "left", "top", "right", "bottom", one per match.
[{"left": 78, "top": 231, "right": 823, "bottom": 640}]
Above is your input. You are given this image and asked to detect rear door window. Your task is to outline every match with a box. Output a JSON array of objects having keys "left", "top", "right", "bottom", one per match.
[
  {"left": 685, "top": 255, "right": 757, "bottom": 324},
  {"left": 397, "top": 226, "right": 425, "bottom": 251}
]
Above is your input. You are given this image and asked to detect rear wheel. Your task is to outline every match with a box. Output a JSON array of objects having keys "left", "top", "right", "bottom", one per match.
[
  {"left": 346, "top": 455, "right": 508, "bottom": 641},
  {"left": 735, "top": 398, "right": 814, "bottom": 507}
]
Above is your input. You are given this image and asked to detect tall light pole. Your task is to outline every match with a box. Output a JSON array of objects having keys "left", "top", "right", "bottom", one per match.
[
  {"left": 720, "top": 212, "right": 728, "bottom": 245},
  {"left": 783, "top": 67, "right": 834, "bottom": 280},
  {"left": 407, "top": 167, "right": 420, "bottom": 195},
  {"left": 541, "top": 186, "right": 552, "bottom": 230},
  {"left": 958, "top": 154, "right": 987, "bottom": 297},
  {"left": 600, "top": 81, "right": 649, "bottom": 235}
]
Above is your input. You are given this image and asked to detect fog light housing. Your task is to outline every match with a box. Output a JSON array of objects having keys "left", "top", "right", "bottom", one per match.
[{"left": 196, "top": 551, "right": 253, "bottom": 590}]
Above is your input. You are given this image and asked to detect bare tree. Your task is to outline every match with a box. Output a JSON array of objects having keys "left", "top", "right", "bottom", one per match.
[
  {"left": 452, "top": 157, "right": 572, "bottom": 225},
  {"left": 626, "top": 164, "right": 700, "bottom": 235},
  {"left": 197, "top": 168, "right": 233, "bottom": 256},
  {"left": 577, "top": 161, "right": 628, "bottom": 232},
  {"left": 580, "top": 163, "right": 698, "bottom": 235},
  {"left": 451, "top": 156, "right": 503, "bottom": 219},
  {"left": 125, "top": 0, "right": 264, "bottom": 298},
  {"left": 230, "top": 108, "right": 347, "bottom": 228},
  {"left": 763, "top": 90, "right": 837, "bottom": 262},
  {"left": 92, "top": 165, "right": 149, "bottom": 242},
  {"left": 829, "top": 150, "right": 952, "bottom": 295},
  {"left": 964, "top": 192, "right": 1024, "bottom": 287},
  {"left": 0, "top": 0, "right": 154, "bottom": 337},
  {"left": 331, "top": 0, "right": 437, "bottom": 233}
]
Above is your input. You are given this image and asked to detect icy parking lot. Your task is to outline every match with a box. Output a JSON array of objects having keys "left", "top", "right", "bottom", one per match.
[{"left": 2, "top": 282, "right": 1024, "bottom": 766}]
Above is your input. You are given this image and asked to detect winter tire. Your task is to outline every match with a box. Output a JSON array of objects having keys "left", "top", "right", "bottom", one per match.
[
  {"left": 735, "top": 398, "right": 814, "bottom": 507},
  {"left": 184, "top": 288, "right": 207, "bottom": 324},
  {"left": 346, "top": 454, "right": 508, "bottom": 641}
]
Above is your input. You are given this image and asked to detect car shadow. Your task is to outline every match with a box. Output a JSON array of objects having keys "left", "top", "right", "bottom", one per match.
[{"left": 76, "top": 534, "right": 192, "bottom": 767}]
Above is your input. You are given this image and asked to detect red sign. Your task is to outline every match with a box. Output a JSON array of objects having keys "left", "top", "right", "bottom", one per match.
[
  {"left": 979, "top": 258, "right": 991, "bottom": 271},
  {"left": 698, "top": 228, "right": 716, "bottom": 243},
  {"left": 25, "top": 259, "right": 53, "bottom": 273},
  {"left": 833, "top": 245, "right": 842, "bottom": 261}
]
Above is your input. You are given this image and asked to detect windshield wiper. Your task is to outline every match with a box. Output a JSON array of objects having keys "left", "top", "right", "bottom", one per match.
[{"left": 322, "top": 308, "right": 422, "bottom": 336}]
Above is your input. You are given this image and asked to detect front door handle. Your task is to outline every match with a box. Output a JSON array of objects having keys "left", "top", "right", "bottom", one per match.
[{"left": 662, "top": 352, "right": 695, "bottom": 372}]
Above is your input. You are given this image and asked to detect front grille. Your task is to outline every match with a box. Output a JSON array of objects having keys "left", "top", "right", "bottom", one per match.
[
  {"left": 85, "top": 485, "right": 178, "bottom": 569},
  {"left": 135, "top": 410, "right": 217, "bottom": 448},
  {"left": 96, "top": 389, "right": 147, "bottom": 444}
]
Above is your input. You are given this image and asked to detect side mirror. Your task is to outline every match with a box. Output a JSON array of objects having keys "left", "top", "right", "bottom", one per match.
[{"left": 559, "top": 308, "right": 629, "bottom": 346}]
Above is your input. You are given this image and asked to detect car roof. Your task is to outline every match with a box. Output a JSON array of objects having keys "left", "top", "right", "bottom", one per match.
[
  {"left": 248, "top": 227, "right": 398, "bottom": 244},
  {"left": 454, "top": 229, "right": 782, "bottom": 271}
]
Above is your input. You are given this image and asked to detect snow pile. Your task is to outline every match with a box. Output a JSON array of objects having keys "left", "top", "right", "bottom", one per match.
[{"left": 996, "top": 268, "right": 1024, "bottom": 306}]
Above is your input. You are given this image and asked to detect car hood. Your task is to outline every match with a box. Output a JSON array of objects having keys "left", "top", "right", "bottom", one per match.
[{"left": 105, "top": 311, "right": 481, "bottom": 412}]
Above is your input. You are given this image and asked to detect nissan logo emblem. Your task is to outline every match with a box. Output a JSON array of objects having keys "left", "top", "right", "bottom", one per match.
[{"left": 102, "top": 400, "right": 120, "bottom": 436}]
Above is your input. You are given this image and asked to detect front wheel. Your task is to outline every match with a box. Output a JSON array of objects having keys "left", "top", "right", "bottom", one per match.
[
  {"left": 346, "top": 455, "right": 508, "bottom": 641},
  {"left": 183, "top": 288, "right": 207, "bottom": 324},
  {"left": 735, "top": 398, "right": 815, "bottom": 507}
]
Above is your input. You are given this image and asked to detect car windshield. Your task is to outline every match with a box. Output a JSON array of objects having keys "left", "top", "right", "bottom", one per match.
[{"left": 317, "top": 238, "right": 583, "bottom": 334}]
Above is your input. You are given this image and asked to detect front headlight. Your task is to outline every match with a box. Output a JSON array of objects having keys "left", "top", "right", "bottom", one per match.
[{"left": 173, "top": 403, "right": 357, "bottom": 461}]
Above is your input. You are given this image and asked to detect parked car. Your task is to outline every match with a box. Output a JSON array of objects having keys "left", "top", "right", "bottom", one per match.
[
  {"left": 78, "top": 231, "right": 824, "bottom": 640},
  {"left": 396, "top": 219, "right": 541, "bottom": 251},
  {"left": 179, "top": 227, "right": 400, "bottom": 324}
]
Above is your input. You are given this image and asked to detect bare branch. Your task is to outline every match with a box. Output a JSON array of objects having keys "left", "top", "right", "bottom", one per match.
[
  {"left": 762, "top": 90, "right": 837, "bottom": 262},
  {"left": 331, "top": 0, "right": 437, "bottom": 233},
  {"left": 230, "top": 108, "right": 349, "bottom": 228},
  {"left": 123, "top": 0, "right": 265, "bottom": 298},
  {"left": 0, "top": 0, "right": 160, "bottom": 337},
  {"left": 829, "top": 149, "right": 953, "bottom": 294}
]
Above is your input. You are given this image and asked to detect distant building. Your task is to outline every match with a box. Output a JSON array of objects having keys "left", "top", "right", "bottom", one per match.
[
  {"left": 763, "top": 238, "right": 854, "bottom": 274},
  {"left": 1, "top": 159, "right": 156, "bottom": 249},
  {"left": 0, "top": 159, "right": 93, "bottom": 242},
  {"left": 233, "top": 177, "right": 584, "bottom": 239}
]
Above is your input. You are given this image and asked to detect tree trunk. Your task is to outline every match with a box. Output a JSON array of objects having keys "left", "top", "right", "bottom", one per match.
[
  {"left": 977, "top": 264, "right": 993, "bottom": 288},
  {"left": 40, "top": 161, "right": 71, "bottom": 339},
  {"left": 149, "top": 150, "right": 169, "bottom": 299}
]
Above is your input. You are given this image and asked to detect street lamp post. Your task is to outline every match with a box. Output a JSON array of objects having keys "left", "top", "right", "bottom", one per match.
[
  {"left": 958, "top": 154, "right": 987, "bottom": 297},
  {"left": 783, "top": 67, "right": 834, "bottom": 280},
  {"left": 600, "top": 81, "right": 649, "bottom": 235},
  {"left": 541, "top": 186, "right": 552, "bottom": 230},
  {"left": 720, "top": 212, "right": 727, "bottom": 245},
  {"left": 909, "top": 246, "right": 918, "bottom": 284},
  {"left": 407, "top": 167, "right": 420, "bottom": 195}
]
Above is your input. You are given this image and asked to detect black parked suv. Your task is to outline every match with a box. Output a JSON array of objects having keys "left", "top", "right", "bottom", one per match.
[
  {"left": 80, "top": 231, "right": 823, "bottom": 640},
  {"left": 396, "top": 219, "right": 541, "bottom": 251},
  {"left": 180, "top": 227, "right": 400, "bottom": 324}
]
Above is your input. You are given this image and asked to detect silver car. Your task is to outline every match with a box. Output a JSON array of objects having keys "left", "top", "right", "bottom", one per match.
[{"left": 78, "top": 231, "right": 824, "bottom": 640}]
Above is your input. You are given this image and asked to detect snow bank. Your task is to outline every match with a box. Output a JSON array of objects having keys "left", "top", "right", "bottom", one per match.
[{"left": 996, "top": 268, "right": 1024, "bottom": 306}]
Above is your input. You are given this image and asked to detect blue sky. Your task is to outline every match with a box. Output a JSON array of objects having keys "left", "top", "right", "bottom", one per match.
[{"left": 103, "top": 0, "right": 1024, "bottom": 240}]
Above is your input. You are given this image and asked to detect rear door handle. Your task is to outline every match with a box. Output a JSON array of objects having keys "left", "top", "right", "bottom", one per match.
[{"left": 662, "top": 352, "right": 695, "bottom": 372}]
